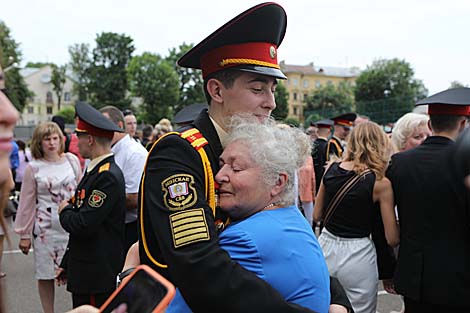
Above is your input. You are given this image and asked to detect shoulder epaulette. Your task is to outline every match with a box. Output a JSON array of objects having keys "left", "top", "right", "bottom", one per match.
[
  {"left": 180, "top": 128, "right": 209, "bottom": 150},
  {"left": 99, "top": 163, "right": 110, "bottom": 173}
]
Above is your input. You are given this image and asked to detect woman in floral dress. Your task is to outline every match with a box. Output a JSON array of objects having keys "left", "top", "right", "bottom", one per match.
[{"left": 15, "top": 122, "right": 81, "bottom": 313}]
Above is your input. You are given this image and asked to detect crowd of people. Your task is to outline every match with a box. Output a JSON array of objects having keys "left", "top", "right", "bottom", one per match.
[{"left": 0, "top": 2, "right": 469, "bottom": 313}]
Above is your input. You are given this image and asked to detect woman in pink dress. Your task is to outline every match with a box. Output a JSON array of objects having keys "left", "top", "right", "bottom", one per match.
[{"left": 15, "top": 122, "right": 82, "bottom": 313}]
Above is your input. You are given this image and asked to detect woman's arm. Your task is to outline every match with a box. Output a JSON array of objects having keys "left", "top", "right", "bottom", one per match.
[
  {"left": 14, "top": 165, "right": 37, "bottom": 239},
  {"left": 313, "top": 182, "right": 326, "bottom": 223},
  {"left": 374, "top": 177, "right": 399, "bottom": 247}
]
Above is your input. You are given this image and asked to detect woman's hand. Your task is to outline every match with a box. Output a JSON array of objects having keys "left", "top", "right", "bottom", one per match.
[
  {"left": 19, "top": 238, "right": 31, "bottom": 255},
  {"left": 55, "top": 267, "right": 67, "bottom": 286}
]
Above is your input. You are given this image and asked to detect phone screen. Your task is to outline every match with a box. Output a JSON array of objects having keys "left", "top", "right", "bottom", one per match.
[{"left": 101, "top": 269, "right": 169, "bottom": 313}]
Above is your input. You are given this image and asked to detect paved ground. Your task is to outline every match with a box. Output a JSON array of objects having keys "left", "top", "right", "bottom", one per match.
[{"left": 1, "top": 225, "right": 403, "bottom": 313}]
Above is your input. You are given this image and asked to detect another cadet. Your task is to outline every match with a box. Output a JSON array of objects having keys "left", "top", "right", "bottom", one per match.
[
  {"left": 58, "top": 102, "right": 126, "bottom": 308},
  {"left": 387, "top": 88, "right": 470, "bottom": 312},
  {"left": 327, "top": 113, "right": 356, "bottom": 160},
  {"left": 312, "top": 119, "right": 333, "bottom": 192},
  {"left": 135, "top": 3, "right": 351, "bottom": 313}
]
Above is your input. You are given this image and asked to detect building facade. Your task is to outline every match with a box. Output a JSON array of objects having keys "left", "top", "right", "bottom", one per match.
[
  {"left": 19, "top": 66, "right": 76, "bottom": 126},
  {"left": 280, "top": 61, "right": 360, "bottom": 121}
]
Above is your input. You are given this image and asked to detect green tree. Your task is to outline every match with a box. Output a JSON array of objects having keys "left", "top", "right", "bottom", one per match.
[
  {"left": 0, "top": 21, "right": 31, "bottom": 112},
  {"left": 25, "top": 62, "right": 52, "bottom": 68},
  {"left": 305, "top": 81, "right": 354, "bottom": 118},
  {"left": 283, "top": 117, "right": 300, "bottom": 127},
  {"left": 56, "top": 106, "right": 76, "bottom": 124},
  {"left": 87, "top": 32, "right": 135, "bottom": 109},
  {"left": 128, "top": 52, "right": 180, "bottom": 125},
  {"left": 68, "top": 43, "right": 91, "bottom": 101},
  {"left": 272, "top": 82, "right": 288, "bottom": 120},
  {"left": 166, "top": 43, "right": 205, "bottom": 113},
  {"left": 51, "top": 64, "right": 67, "bottom": 111},
  {"left": 450, "top": 81, "right": 467, "bottom": 88},
  {"left": 355, "top": 58, "right": 427, "bottom": 124}
]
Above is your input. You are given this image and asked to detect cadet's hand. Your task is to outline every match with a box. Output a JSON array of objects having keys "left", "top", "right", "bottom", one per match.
[
  {"left": 329, "top": 304, "right": 349, "bottom": 313},
  {"left": 67, "top": 303, "right": 128, "bottom": 313},
  {"left": 56, "top": 267, "right": 67, "bottom": 286},
  {"left": 58, "top": 200, "right": 69, "bottom": 214},
  {"left": 123, "top": 242, "right": 140, "bottom": 272},
  {"left": 382, "top": 279, "right": 397, "bottom": 294},
  {"left": 19, "top": 238, "right": 31, "bottom": 255}
]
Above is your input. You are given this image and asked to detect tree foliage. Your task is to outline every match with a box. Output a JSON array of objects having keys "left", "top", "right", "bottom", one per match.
[
  {"left": 25, "top": 62, "right": 52, "bottom": 68},
  {"left": 272, "top": 82, "right": 289, "bottom": 120},
  {"left": 304, "top": 81, "right": 354, "bottom": 119},
  {"left": 355, "top": 58, "right": 428, "bottom": 124},
  {"left": 51, "top": 64, "right": 67, "bottom": 110},
  {"left": 68, "top": 43, "right": 91, "bottom": 101},
  {"left": 0, "top": 21, "right": 30, "bottom": 112},
  {"left": 128, "top": 52, "right": 180, "bottom": 125},
  {"left": 449, "top": 81, "right": 467, "bottom": 89},
  {"left": 87, "top": 32, "right": 135, "bottom": 109},
  {"left": 166, "top": 43, "right": 205, "bottom": 112},
  {"left": 56, "top": 106, "right": 76, "bottom": 124}
]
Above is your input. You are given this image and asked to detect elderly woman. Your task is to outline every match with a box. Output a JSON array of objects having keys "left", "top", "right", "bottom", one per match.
[
  {"left": 14, "top": 122, "right": 82, "bottom": 313},
  {"left": 314, "top": 122, "right": 399, "bottom": 313},
  {"left": 168, "top": 119, "right": 331, "bottom": 313},
  {"left": 391, "top": 113, "right": 431, "bottom": 152}
]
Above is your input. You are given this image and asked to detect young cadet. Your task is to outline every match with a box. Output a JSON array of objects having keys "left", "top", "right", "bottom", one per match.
[
  {"left": 134, "top": 3, "right": 351, "bottom": 313},
  {"left": 327, "top": 113, "right": 356, "bottom": 160},
  {"left": 312, "top": 119, "right": 333, "bottom": 192},
  {"left": 387, "top": 88, "right": 470, "bottom": 313},
  {"left": 58, "top": 102, "right": 126, "bottom": 308}
]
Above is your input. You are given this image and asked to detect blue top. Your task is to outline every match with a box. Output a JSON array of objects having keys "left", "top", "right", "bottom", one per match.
[
  {"left": 168, "top": 206, "right": 331, "bottom": 313},
  {"left": 10, "top": 140, "right": 19, "bottom": 170}
]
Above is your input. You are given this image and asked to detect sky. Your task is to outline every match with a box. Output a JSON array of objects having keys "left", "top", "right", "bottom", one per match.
[{"left": 2, "top": 0, "right": 469, "bottom": 95}]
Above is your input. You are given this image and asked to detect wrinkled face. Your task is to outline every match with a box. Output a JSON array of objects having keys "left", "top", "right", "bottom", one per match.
[
  {"left": 0, "top": 91, "right": 19, "bottom": 185},
  {"left": 219, "top": 72, "right": 277, "bottom": 123},
  {"left": 41, "top": 132, "right": 61, "bottom": 158},
  {"left": 403, "top": 124, "right": 431, "bottom": 151},
  {"left": 125, "top": 114, "right": 137, "bottom": 137},
  {"left": 216, "top": 140, "right": 273, "bottom": 220}
]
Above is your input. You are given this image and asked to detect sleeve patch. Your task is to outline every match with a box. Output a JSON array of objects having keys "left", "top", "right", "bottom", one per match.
[
  {"left": 162, "top": 174, "right": 197, "bottom": 211},
  {"left": 88, "top": 190, "right": 107, "bottom": 208},
  {"left": 170, "top": 208, "right": 210, "bottom": 248}
]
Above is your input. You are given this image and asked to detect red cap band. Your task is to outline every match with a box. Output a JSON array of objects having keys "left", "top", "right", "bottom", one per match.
[
  {"left": 428, "top": 104, "right": 470, "bottom": 116},
  {"left": 317, "top": 124, "right": 331, "bottom": 129},
  {"left": 334, "top": 119, "right": 353, "bottom": 127},
  {"left": 76, "top": 118, "right": 115, "bottom": 139},
  {"left": 200, "top": 42, "right": 279, "bottom": 78}
]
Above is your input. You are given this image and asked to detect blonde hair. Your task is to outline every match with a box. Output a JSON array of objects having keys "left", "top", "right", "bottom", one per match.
[
  {"left": 343, "top": 122, "right": 391, "bottom": 179},
  {"left": 392, "top": 113, "right": 429, "bottom": 151},
  {"left": 30, "top": 122, "right": 65, "bottom": 159}
]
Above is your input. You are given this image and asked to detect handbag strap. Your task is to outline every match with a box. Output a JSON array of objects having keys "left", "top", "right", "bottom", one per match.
[
  {"left": 323, "top": 168, "right": 372, "bottom": 227},
  {"left": 64, "top": 153, "right": 80, "bottom": 182}
]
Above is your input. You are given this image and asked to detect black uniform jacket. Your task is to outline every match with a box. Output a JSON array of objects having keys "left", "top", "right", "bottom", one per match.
[
  {"left": 139, "top": 110, "right": 323, "bottom": 313},
  {"left": 387, "top": 136, "right": 470, "bottom": 306},
  {"left": 327, "top": 136, "right": 343, "bottom": 160},
  {"left": 60, "top": 155, "right": 126, "bottom": 294},
  {"left": 313, "top": 137, "right": 328, "bottom": 192}
]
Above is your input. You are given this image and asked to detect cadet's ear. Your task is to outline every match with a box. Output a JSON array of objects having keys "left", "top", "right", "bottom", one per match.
[{"left": 206, "top": 78, "right": 224, "bottom": 104}]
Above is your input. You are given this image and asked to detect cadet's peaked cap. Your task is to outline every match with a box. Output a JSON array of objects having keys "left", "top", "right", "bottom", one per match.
[
  {"left": 173, "top": 103, "right": 208, "bottom": 125},
  {"left": 332, "top": 113, "right": 357, "bottom": 127},
  {"left": 177, "top": 2, "right": 287, "bottom": 79},
  {"left": 416, "top": 87, "right": 470, "bottom": 116},
  {"left": 313, "top": 119, "right": 334, "bottom": 128},
  {"left": 75, "top": 102, "right": 124, "bottom": 139}
]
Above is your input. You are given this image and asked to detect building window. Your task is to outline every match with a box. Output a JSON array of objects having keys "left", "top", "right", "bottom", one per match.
[
  {"left": 327, "top": 80, "right": 333, "bottom": 86},
  {"left": 315, "top": 80, "right": 321, "bottom": 88},
  {"left": 27, "top": 106, "right": 34, "bottom": 114},
  {"left": 304, "top": 93, "right": 308, "bottom": 101},
  {"left": 303, "top": 80, "right": 309, "bottom": 88},
  {"left": 293, "top": 93, "right": 297, "bottom": 101},
  {"left": 64, "top": 92, "right": 71, "bottom": 102},
  {"left": 46, "top": 106, "right": 53, "bottom": 115},
  {"left": 292, "top": 78, "right": 298, "bottom": 86},
  {"left": 293, "top": 107, "right": 298, "bottom": 115},
  {"left": 46, "top": 91, "right": 53, "bottom": 104}
]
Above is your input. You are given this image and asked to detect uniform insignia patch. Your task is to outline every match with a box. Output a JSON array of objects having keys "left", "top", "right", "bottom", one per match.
[
  {"left": 99, "top": 163, "right": 110, "bottom": 173},
  {"left": 162, "top": 174, "right": 197, "bottom": 211},
  {"left": 88, "top": 190, "right": 107, "bottom": 208},
  {"left": 169, "top": 208, "right": 210, "bottom": 248}
]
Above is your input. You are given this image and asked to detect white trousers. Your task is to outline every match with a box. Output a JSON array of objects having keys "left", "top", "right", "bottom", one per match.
[{"left": 319, "top": 229, "right": 378, "bottom": 313}]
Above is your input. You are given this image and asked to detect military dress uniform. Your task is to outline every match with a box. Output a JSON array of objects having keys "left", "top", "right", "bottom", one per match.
[
  {"left": 387, "top": 88, "right": 470, "bottom": 312},
  {"left": 59, "top": 102, "right": 126, "bottom": 308},
  {"left": 312, "top": 119, "right": 333, "bottom": 192},
  {"left": 327, "top": 113, "right": 356, "bottom": 160}
]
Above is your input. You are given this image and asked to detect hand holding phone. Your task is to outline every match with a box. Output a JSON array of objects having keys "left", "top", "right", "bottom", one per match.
[{"left": 99, "top": 265, "right": 175, "bottom": 313}]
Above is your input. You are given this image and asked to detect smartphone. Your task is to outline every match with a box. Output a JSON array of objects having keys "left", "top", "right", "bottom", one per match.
[{"left": 99, "top": 265, "right": 175, "bottom": 313}]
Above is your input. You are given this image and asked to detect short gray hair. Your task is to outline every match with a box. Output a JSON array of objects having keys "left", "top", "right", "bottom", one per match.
[
  {"left": 226, "top": 117, "right": 311, "bottom": 206},
  {"left": 392, "top": 113, "right": 429, "bottom": 151}
]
